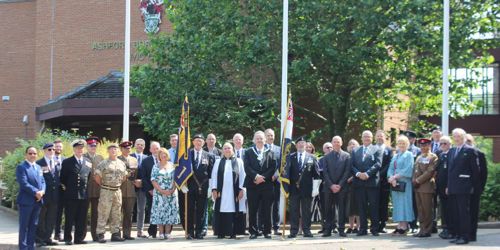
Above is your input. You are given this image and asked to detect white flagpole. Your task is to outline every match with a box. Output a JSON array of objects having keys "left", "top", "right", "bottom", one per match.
[
  {"left": 442, "top": 0, "right": 450, "bottom": 136},
  {"left": 123, "top": 0, "right": 131, "bottom": 141},
  {"left": 279, "top": 0, "right": 289, "bottom": 227}
]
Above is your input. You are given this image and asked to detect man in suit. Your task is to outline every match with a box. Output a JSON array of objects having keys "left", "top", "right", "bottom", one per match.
[
  {"left": 263, "top": 128, "right": 282, "bottom": 235},
  {"left": 447, "top": 128, "right": 480, "bottom": 245},
  {"left": 232, "top": 133, "right": 248, "bottom": 235},
  {"left": 180, "top": 134, "right": 215, "bottom": 239},
  {"left": 83, "top": 136, "right": 104, "bottom": 242},
  {"left": 233, "top": 133, "right": 246, "bottom": 160},
  {"left": 16, "top": 146, "right": 46, "bottom": 250},
  {"left": 130, "top": 138, "right": 148, "bottom": 238},
  {"left": 465, "top": 133, "right": 488, "bottom": 242},
  {"left": 244, "top": 131, "right": 279, "bottom": 239},
  {"left": 138, "top": 141, "right": 160, "bottom": 238},
  {"left": 436, "top": 136, "right": 452, "bottom": 240},
  {"left": 351, "top": 130, "right": 382, "bottom": 236},
  {"left": 35, "top": 143, "right": 59, "bottom": 247},
  {"left": 52, "top": 139, "right": 65, "bottom": 242},
  {"left": 168, "top": 134, "right": 178, "bottom": 163},
  {"left": 375, "top": 130, "right": 393, "bottom": 233},
  {"left": 322, "top": 136, "right": 351, "bottom": 237},
  {"left": 316, "top": 142, "right": 333, "bottom": 234},
  {"left": 286, "top": 136, "right": 320, "bottom": 238},
  {"left": 201, "top": 133, "right": 221, "bottom": 236},
  {"left": 60, "top": 139, "right": 92, "bottom": 245}
]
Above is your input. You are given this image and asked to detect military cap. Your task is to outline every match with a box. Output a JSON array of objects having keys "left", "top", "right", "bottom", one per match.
[
  {"left": 417, "top": 138, "right": 432, "bottom": 145},
  {"left": 107, "top": 143, "right": 119, "bottom": 149},
  {"left": 42, "top": 143, "right": 54, "bottom": 150},
  {"left": 193, "top": 133, "right": 205, "bottom": 140},
  {"left": 71, "top": 139, "right": 87, "bottom": 147},
  {"left": 119, "top": 141, "right": 133, "bottom": 148},
  {"left": 86, "top": 136, "right": 100, "bottom": 146}
]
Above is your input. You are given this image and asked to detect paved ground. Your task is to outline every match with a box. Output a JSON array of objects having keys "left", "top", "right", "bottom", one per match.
[{"left": 1, "top": 208, "right": 499, "bottom": 250}]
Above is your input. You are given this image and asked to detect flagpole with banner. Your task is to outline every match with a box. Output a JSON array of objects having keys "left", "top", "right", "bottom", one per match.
[
  {"left": 279, "top": 94, "right": 293, "bottom": 239},
  {"left": 174, "top": 96, "right": 192, "bottom": 238}
]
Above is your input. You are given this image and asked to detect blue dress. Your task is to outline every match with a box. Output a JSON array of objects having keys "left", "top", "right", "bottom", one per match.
[
  {"left": 387, "top": 151, "right": 415, "bottom": 222},
  {"left": 150, "top": 165, "right": 180, "bottom": 225}
]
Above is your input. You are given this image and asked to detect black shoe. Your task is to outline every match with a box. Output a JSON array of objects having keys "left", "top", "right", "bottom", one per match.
[
  {"left": 332, "top": 229, "right": 338, "bottom": 234},
  {"left": 346, "top": 228, "right": 353, "bottom": 234},
  {"left": 455, "top": 238, "right": 469, "bottom": 245},
  {"left": 195, "top": 235, "right": 204, "bottom": 240},
  {"left": 54, "top": 234, "right": 63, "bottom": 242},
  {"left": 201, "top": 230, "right": 207, "bottom": 237},
  {"left": 318, "top": 229, "right": 324, "bottom": 234},
  {"left": 257, "top": 231, "right": 263, "bottom": 236},
  {"left": 74, "top": 240, "right": 87, "bottom": 244},
  {"left": 352, "top": 228, "right": 359, "bottom": 234},
  {"left": 65, "top": 241, "right": 73, "bottom": 245},
  {"left": 356, "top": 230, "right": 368, "bottom": 236},
  {"left": 378, "top": 228, "right": 387, "bottom": 233},
  {"left": 264, "top": 234, "right": 272, "bottom": 239},
  {"left": 45, "top": 240, "right": 58, "bottom": 246},
  {"left": 124, "top": 235, "right": 135, "bottom": 240},
  {"left": 230, "top": 235, "right": 237, "bottom": 239},
  {"left": 413, "top": 233, "right": 421, "bottom": 237},
  {"left": 36, "top": 242, "right": 47, "bottom": 247},
  {"left": 303, "top": 232, "right": 313, "bottom": 238},
  {"left": 98, "top": 233, "right": 107, "bottom": 244},
  {"left": 418, "top": 233, "right": 431, "bottom": 238},
  {"left": 217, "top": 235, "right": 224, "bottom": 239},
  {"left": 249, "top": 234, "right": 258, "bottom": 239},
  {"left": 371, "top": 231, "right": 380, "bottom": 236},
  {"left": 274, "top": 230, "right": 282, "bottom": 236},
  {"left": 186, "top": 235, "right": 194, "bottom": 240},
  {"left": 288, "top": 234, "right": 297, "bottom": 238},
  {"left": 449, "top": 238, "right": 459, "bottom": 243},
  {"left": 111, "top": 233, "right": 125, "bottom": 242},
  {"left": 438, "top": 230, "right": 449, "bottom": 239},
  {"left": 432, "top": 226, "right": 438, "bottom": 234},
  {"left": 322, "top": 232, "right": 331, "bottom": 237},
  {"left": 339, "top": 231, "right": 347, "bottom": 237}
]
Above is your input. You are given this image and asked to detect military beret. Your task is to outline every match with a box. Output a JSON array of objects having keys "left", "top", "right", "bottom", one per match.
[
  {"left": 401, "top": 130, "right": 417, "bottom": 139},
  {"left": 86, "top": 136, "right": 100, "bottom": 146},
  {"left": 119, "top": 141, "right": 133, "bottom": 148},
  {"left": 417, "top": 138, "right": 432, "bottom": 145},
  {"left": 42, "top": 143, "right": 54, "bottom": 150},
  {"left": 295, "top": 136, "right": 306, "bottom": 143},
  {"left": 107, "top": 143, "right": 119, "bottom": 149},
  {"left": 193, "top": 133, "right": 205, "bottom": 140},
  {"left": 71, "top": 139, "right": 87, "bottom": 147}
]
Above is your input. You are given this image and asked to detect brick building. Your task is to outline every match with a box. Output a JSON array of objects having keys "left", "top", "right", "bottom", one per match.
[{"left": 0, "top": 0, "right": 171, "bottom": 155}]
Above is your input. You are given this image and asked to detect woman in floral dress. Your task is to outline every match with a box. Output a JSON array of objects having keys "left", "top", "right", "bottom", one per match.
[{"left": 151, "top": 147, "right": 180, "bottom": 240}]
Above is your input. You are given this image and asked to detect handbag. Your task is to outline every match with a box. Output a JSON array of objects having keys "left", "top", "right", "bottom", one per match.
[
  {"left": 391, "top": 181, "right": 406, "bottom": 192},
  {"left": 390, "top": 154, "right": 406, "bottom": 192}
]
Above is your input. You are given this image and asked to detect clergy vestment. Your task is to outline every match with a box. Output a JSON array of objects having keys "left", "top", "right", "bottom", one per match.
[{"left": 211, "top": 157, "right": 246, "bottom": 237}]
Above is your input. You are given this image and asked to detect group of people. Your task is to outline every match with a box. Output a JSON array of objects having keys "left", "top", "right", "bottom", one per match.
[{"left": 15, "top": 127, "right": 487, "bottom": 249}]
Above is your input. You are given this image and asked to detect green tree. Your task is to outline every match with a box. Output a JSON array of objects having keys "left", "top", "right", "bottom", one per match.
[{"left": 132, "top": 0, "right": 498, "bottom": 142}]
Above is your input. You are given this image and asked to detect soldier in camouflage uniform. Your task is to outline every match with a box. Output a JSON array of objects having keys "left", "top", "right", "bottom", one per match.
[
  {"left": 83, "top": 136, "right": 104, "bottom": 242},
  {"left": 94, "top": 143, "right": 128, "bottom": 243},
  {"left": 118, "top": 141, "right": 139, "bottom": 240}
]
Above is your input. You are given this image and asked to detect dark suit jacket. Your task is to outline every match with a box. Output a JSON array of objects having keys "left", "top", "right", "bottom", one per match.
[
  {"left": 285, "top": 152, "right": 319, "bottom": 197},
  {"left": 378, "top": 145, "right": 393, "bottom": 186},
  {"left": 435, "top": 150, "right": 449, "bottom": 195},
  {"left": 235, "top": 147, "right": 246, "bottom": 160},
  {"left": 447, "top": 145, "right": 479, "bottom": 195},
  {"left": 140, "top": 155, "right": 156, "bottom": 192},
  {"left": 322, "top": 150, "right": 351, "bottom": 193},
  {"left": 473, "top": 148, "right": 488, "bottom": 194},
  {"left": 188, "top": 149, "right": 215, "bottom": 192},
  {"left": 60, "top": 156, "right": 91, "bottom": 200},
  {"left": 351, "top": 145, "right": 382, "bottom": 188},
  {"left": 36, "top": 157, "right": 60, "bottom": 203},
  {"left": 244, "top": 147, "right": 279, "bottom": 190},
  {"left": 16, "top": 160, "right": 46, "bottom": 206}
]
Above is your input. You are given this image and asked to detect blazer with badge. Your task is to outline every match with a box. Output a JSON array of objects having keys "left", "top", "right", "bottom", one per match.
[
  {"left": 378, "top": 145, "right": 393, "bottom": 188},
  {"left": 435, "top": 150, "right": 449, "bottom": 195},
  {"left": 285, "top": 152, "right": 319, "bottom": 197},
  {"left": 36, "top": 157, "right": 60, "bottom": 203},
  {"left": 446, "top": 144, "right": 479, "bottom": 195},
  {"left": 322, "top": 150, "right": 351, "bottom": 193},
  {"left": 188, "top": 149, "right": 215, "bottom": 193},
  {"left": 351, "top": 145, "right": 383, "bottom": 188},
  {"left": 413, "top": 153, "right": 438, "bottom": 193},
  {"left": 60, "top": 156, "right": 92, "bottom": 200},
  {"left": 244, "top": 147, "right": 279, "bottom": 190},
  {"left": 16, "top": 160, "right": 46, "bottom": 206}
]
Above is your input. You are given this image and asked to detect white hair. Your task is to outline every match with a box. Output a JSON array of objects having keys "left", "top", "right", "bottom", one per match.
[
  {"left": 362, "top": 130, "right": 373, "bottom": 138},
  {"left": 452, "top": 128, "right": 466, "bottom": 140}
]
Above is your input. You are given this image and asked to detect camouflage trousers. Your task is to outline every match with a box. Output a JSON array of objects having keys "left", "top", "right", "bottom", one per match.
[{"left": 96, "top": 188, "right": 122, "bottom": 234}]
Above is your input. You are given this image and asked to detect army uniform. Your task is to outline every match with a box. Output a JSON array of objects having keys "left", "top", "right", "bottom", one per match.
[
  {"left": 412, "top": 151, "right": 438, "bottom": 236},
  {"left": 95, "top": 157, "right": 127, "bottom": 242},
  {"left": 118, "top": 154, "right": 138, "bottom": 240},
  {"left": 83, "top": 152, "right": 104, "bottom": 242}
]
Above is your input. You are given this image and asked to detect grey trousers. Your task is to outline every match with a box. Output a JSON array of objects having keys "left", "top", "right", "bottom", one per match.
[{"left": 136, "top": 191, "right": 147, "bottom": 231}]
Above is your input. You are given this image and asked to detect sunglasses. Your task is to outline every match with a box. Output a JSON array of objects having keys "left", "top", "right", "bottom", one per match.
[
  {"left": 439, "top": 142, "right": 449, "bottom": 145},
  {"left": 46, "top": 148, "right": 54, "bottom": 151}
]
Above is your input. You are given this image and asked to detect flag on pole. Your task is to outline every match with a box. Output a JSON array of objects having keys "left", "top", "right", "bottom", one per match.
[
  {"left": 174, "top": 96, "right": 192, "bottom": 189},
  {"left": 279, "top": 95, "right": 293, "bottom": 198}
]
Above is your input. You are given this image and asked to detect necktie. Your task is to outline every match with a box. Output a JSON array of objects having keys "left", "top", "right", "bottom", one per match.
[
  {"left": 454, "top": 147, "right": 461, "bottom": 159},
  {"left": 362, "top": 147, "right": 367, "bottom": 161},
  {"left": 138, "top": 154, "right": 142, "bottom": 165},
  {"left": 237, "top": 150, "right": 240, "bottom": 158},
  {"left": 49, "top": 159, "right": 54, "bottom": 175},
  {"left": 194, "top": 152, "right": 199, "bottom": 169},
  {"left": 298, "top": 153, "right": 303, "bottom": 170},
  {"left": 78, "top": 159, "right": 82, "bottom": 166}
]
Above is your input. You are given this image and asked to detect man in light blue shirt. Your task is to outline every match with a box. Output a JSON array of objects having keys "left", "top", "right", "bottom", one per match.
[{"left": 168, "top": 134, "right": 178, "bottom": 163}]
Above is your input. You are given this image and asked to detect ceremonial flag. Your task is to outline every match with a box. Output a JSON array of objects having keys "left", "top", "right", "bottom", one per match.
[
  {"left": 174, "top": 96, "right": 192, "bottom": 189},
  {"left": 279, "top": 95, "right": 293, "bottom": 198}
]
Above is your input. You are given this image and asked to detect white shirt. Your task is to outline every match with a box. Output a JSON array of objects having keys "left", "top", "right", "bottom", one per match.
[{"left": 211, "top": 158, "right": 246, "bottom": 213}]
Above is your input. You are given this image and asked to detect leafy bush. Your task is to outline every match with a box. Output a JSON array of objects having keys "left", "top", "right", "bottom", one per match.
[
  {"left": 476, "top": 137, "right": 500, "bottom": 221},
  {"left": 0, "top": 131, "right": 118, "bottom": 209}
]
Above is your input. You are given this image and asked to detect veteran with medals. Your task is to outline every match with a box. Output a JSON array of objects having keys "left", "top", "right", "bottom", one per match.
[{"left": 118, "top": 141, "right": 139, "bottom": 240}]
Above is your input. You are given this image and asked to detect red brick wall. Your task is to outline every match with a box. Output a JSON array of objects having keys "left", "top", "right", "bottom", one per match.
[
  {"left": 0, "top": 1, "right": 37, "bottom": 155},
  {"left": 0, "top": 0, "right": 172, "bottom": 156}
]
